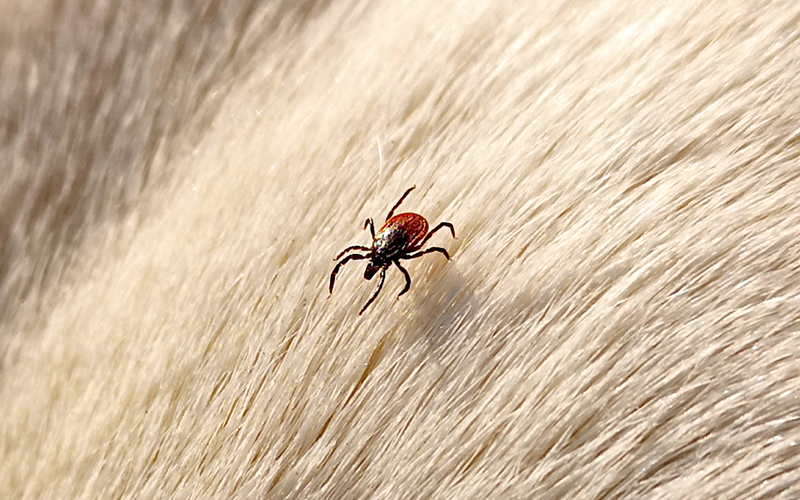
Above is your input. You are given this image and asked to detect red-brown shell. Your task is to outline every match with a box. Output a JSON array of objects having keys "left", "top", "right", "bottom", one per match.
[{"left": 376, "top": 212, "right": 429, "bottom": 254}]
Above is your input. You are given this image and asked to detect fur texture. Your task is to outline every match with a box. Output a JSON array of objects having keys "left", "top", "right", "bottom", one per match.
[{"left": 2, "top": 0, "right": 800, "bottom": 498}]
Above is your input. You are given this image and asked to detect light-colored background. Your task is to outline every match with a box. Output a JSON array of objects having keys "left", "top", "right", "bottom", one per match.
[{"left": 1, "top": 0, "right": 799, "bottom": 498}]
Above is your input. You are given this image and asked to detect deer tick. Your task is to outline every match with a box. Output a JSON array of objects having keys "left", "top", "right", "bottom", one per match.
[{"left": 329, "top": 186, "right": 456, "bottom": 315}]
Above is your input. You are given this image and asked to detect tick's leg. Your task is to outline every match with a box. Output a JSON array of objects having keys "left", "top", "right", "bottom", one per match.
[
  {"left": 330, "top": 254, "right": 368, "bottom": 293},
  {"left": 363, "top": 218, "right": 375, "bottom": 239},
  {"left": 417, "top": 221, "right": 456, "bottom": 248},
  {"left": 402, "top": 246, "right": 450, "bottom": 261},
  {"left": 385, "top": 185, "right": 416, "bottom": 222},
  {"left": 360, "top": 267, "right": 386, "bottom": 315},
  {"left": 394, "top": 260, "right": 412, "bottom": 297},
  {"left": 334, "top": 245, "right": 371, "bottom": 260}
]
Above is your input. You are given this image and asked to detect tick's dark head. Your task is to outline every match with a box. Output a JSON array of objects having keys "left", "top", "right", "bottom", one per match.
[{"left": 364, "top": 262, "right": 381, "bottom": 280}]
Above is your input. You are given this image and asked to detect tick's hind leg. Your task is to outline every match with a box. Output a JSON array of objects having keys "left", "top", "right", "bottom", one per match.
[
  {"left": 417, "top": 221, "right": 456, "bottom": 248},
  {"left": 394, "top": 260, "right": 412, "bottom": 297},
  {"left": 330, "top": 253, "right": 368, "bottom": 293},
  {"left": 360, "top": 267, "right": 387, "bottom": 315},
  {"left": 402, "top": 246, "right": 451, "bottom": 261},
  {"left": 364, "top": 218, "right": 375, "bottom": 239},
  {"left": 334, "top": 245, "right": 371, "bottom": 260},
  {"left": 385, "top": 186, "right": 416, "bottom": 222}
]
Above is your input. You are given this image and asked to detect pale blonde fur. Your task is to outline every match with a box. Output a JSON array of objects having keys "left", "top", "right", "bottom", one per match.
[{"left": 1, "top": 0, "right": 800, "bottom": 498}]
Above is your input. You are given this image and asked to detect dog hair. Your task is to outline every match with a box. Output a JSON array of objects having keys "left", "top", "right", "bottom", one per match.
[{"left": 1, "top": 0, "right": 799, "bottom": 498}]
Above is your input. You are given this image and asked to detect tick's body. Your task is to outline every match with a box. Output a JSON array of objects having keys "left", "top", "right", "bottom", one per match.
[
  {"left": 371, "top": 213, "right": 427, "bottom": 263},
  {"left": 330, "top": 186, "right": 455, "bottom": 315}
]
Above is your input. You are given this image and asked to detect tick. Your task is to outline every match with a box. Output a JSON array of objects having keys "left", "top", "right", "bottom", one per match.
[{"left": 329, "top": 186, "right": 456, "bottom": 315}]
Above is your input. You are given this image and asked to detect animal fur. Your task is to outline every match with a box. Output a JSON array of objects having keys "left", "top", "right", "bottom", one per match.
[{"left": 1, "top": 0, "right": 799, "bottom": 498}]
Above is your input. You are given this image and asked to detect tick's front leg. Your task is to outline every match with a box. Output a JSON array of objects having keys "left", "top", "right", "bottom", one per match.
[
  {"left": 360, "top": 267, "right": 387, "bottom": 315},
  {"left": 330, "top": 253, "right": 368, "bottom": 294},
  {"left": 394, "top": 260, "right": 412, "bottom": 297}
]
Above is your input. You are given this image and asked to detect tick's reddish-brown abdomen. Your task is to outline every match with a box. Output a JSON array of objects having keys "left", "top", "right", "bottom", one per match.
[{"left": 374, "top": 213, "right": 429, "bottom": 259}]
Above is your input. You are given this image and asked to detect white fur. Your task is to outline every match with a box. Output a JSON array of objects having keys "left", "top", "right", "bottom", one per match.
[{"left": 2, "top": 0, "right": 800, "bottom": 498}]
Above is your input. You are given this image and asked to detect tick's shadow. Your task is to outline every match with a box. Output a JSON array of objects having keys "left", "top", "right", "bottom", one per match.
[{"left": 401, "top": 261, "right": 554, "bottom": 359}]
